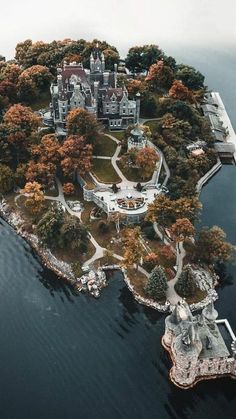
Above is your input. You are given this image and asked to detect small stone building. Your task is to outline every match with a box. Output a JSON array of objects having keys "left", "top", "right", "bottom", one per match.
[{"left": 162, "top": 300, "right": 236, "bottom": 388}]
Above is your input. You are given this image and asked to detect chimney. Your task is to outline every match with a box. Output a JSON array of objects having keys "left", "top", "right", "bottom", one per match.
[
  {"left": 103, "top": 71, "right": 109, "bottom": 86},
  {"left": 114, "top": 63, "right": 118, "bottom": 88},
  {"left": 94, "top": 81, "right": 99, "bottom": 99},
  {"left": 135, "top": 92, "right": 141, "bottom": 124},
  {"left": 57, "top": 74, "right": 63, "bottom": 92}
]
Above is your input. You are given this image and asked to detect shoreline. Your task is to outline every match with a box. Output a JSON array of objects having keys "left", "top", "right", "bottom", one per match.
[{"left": 0, "top": 199, "right": 218, "bottom": 313}]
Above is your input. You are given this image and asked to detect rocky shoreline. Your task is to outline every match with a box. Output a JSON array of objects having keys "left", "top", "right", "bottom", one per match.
[
  {"left": 0, "top": 200, "right": 76, "bottom": 287},
  {"left": 0, "top": 200, "right": 219, "bottom": 313}
]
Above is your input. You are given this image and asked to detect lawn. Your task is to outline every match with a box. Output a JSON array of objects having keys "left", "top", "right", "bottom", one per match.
[
  {"left": 93, "top": 134, "right": 117, "bottom": 157},
  {"left": 92, "top": 158, "right": 121, "bottom": 183},
  {"left": 117, "top": 161, "right": 151, "bottom": 182},
  {"left": 106, "top": 130, "right": 125, "bottom": 141}
]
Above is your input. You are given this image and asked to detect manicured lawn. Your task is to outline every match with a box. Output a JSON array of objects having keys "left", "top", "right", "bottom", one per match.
[
  {"left": 117, "top": 161, "right": 151, "bottom": 182},
  {"left": 107, "top": 130, "right": 125, "bottom": 141},
  {"left": 93, "top": 134, "right": 117, "bottom": 157},
  {"left": 92, "top": 158, "right": 121, "bottom": 183}
]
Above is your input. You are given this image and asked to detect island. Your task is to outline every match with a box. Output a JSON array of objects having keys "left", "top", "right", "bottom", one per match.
[{"left": 0, "top": 39, "right": 236, "bottom": 387}]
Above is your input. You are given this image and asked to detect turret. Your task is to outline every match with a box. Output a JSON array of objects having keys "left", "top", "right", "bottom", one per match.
[
  {"left": 202, "top": 301, "right": 218, "bottom": 322},
  {"left": 101, "top": 52, "right": 105, "bottom": 72},
  {"left": 90, "top": 53, "right": 95, "bottom": 73},
  {"left": 57, "top": 74, "right": 63, "bottom": 92}
]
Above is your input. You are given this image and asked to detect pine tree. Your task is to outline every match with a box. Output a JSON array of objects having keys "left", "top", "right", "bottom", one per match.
[
  {"left": 175, "top": 265, "right": 196, "bottom": 297},
  {"left": 145, "top": 266, "right": 168, "bottom": 301}
]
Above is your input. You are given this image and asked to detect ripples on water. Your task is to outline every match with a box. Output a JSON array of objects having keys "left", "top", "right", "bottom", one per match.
[
  {"left": 1, "top": 215, "right": 236, "bottom": 419},
  {"left": 1, "top": 49, "right": 236, "bottom": 419}
]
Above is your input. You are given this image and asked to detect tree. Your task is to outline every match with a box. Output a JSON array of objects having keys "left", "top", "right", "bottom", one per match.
[
  {"left": 147, "top": 196, "right": 201, "bottom": 227},
  {"left": 21, "top": 181, "right": 45, "bottom": 214},
  {"left": 103, "top": 48, "right": 119, "bottom": 71},
  {"left": 143, "top": 252, "right": 159, "bottom": 272},
  {"left": 146, "top": 195, "right": 176, "bottom": 227},
  {"left": 146, "top": 60, "right": 174, "bottom": 91},
  {"left": 3, "top": 104, "right": 41, "bottom": 152},
  {"left": 59, "top": 135, "right": 93, "bottom": 177},
  {"left": 157, "top": 245, "right": 176, "bottom": 268},
  {"left": 176, "top": 64, "right": 205, "bottom": 90},
  {"left": 59, "top": 214, "right": 89, "bottom": 251},
  {"left": 195, "top": 226, "right": 236, "bottom": 264},
  {"left": 0, "top": 164, "right": 14, "bottom": 194},
  {"left": 144, "top": 266, "right": 168, "bottom": 300},
  {"left": 62, "top": 183, "right": 75, "bottom": 196},
  {"left": 66, "top": 108, "right": 100, "bottom": 142},
  {"left": 175, "top": 265, "right": 197, "bottom": 297},
  {"left": 169, "top": 80, "right": 194, "bottom": 102},
  {"left": 135, "top": 147, "right": 159, "bottom": 179},
  {"left": 122, "top": 227, "right": 144, "bottom": 269},
  {"left": 31, "top": 134, "right": 60, "bottom": 164},
  {"left": 170, "top": 218, "right": 195, "bottom": 242},
  {"left": 25, "top": 160, "right": 56, "bottom": 187},
  {"left": 126, "top": 79, "right": 146, "bottom": 97},
  {"left": 18, "top": 65, "right": 52, "bottom": 102},
  {"left": 108, "top": 211, "right": 126, "bottom": 234},
  {"left": 174, "top": 197, "right": 202, "bottom": 222},
  {"left": 125, "top": 45, "right": 163, "bottom": 73},
  {"left": 36, "top": 205, "right": 63, "bottom": 247}
]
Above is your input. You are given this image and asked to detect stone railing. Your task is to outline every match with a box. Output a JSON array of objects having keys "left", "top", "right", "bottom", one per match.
[{"left": 196, "top": 158, "right": 222, "bottom": 195}]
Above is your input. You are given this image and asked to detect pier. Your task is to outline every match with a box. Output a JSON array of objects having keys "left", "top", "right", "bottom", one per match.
[{"left": 202, "top": 92, "right": 236, "bottom": 162}]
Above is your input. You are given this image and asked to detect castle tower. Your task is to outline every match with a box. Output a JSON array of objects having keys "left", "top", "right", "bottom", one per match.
[
  {"left": 101, "top": 52, "right": 105, "bottom": 72},
  {"left": 90, "top": 53, "right": 95, "bottom": 73}
]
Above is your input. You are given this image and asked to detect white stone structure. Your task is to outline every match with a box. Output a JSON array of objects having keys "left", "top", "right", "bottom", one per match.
[{"left": 162, "top": 300, "right": 236, "bottom": 388}]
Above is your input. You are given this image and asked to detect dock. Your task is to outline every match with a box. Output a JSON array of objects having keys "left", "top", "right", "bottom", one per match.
[{"left": 202, "top": 91, "right": 236, "bottom": 162}]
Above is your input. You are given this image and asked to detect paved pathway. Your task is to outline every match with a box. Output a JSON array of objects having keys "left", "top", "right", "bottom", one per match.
[{"left": 166, "top": 241, "right": 186, "bottom": 305}]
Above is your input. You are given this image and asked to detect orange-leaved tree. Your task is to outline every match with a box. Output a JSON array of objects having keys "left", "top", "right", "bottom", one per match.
[
  {"left": 21, "top": 181, "right": 45, "bottom": 214},
  {"left": 59, "top": 135, "right": 93, "bottom": 178}
]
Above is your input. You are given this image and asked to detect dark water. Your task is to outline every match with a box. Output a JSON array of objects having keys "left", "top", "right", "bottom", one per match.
[{"left": 1, "top": 50, "right": 236, "bottom": 419}]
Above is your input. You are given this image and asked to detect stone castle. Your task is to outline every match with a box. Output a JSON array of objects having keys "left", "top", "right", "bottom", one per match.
[
  {"left": 49, "top": 45, "right": 138, "bottom": 133},
  {"left": 162, "top": 300, "right": 236, "bottom": 388}
]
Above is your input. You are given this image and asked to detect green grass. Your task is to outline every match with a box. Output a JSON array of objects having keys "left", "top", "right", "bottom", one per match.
[
  {"left": 93, "top": 134, "right": 117, "bottom": 157},
  {"left": 92, "top": 159, "right": 121, "bottom": 183},
  {"left": 117, "top": 161, "right": 151, "bottom": 182},
  {"left": 107, "top": 130, "right": 125, "bottom": 141}
]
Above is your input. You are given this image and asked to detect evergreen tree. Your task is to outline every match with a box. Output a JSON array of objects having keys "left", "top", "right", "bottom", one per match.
[
  {"left": 175, "top": 265, "right": 196, "bottom": 297},
  {"left": 145, "top": 266, "right": 168, "bottom": 301}
]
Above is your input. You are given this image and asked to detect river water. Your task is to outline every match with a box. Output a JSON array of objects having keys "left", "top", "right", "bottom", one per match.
[{"left": 1, "top": 49, "right": 236, "bottom": 419}]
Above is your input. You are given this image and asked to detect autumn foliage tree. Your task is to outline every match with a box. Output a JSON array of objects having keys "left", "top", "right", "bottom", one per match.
[
  {"left": 170, "top": 218, "right": 195, "bottom": 242},
  {"left": 18, "top": 65, "right": 52, "bottom": 102},
  {"left": 146, "top": 59, "right": 174, "bottom": 91},
  {"left": 21, "top": 181, "right": 45, "bottom": 214},
  {"left": 3, "top": 104, "right": 40, "bottom": 153},
  {"left": 66, "top": 108, "right": 100, "bottom": 142},
  {"left": 63, "top": 183, "right": 75, "bottom": 196},
  {"left": 135, "top": 147, "right": 159, "bottom": 179},
  {"left": 31, "top": 134, "right": 60, "bottom": 164},
  {"left": 122, "top": 227, "right": 144, "bottom": 270},
  {"left": 59, "top": 135, "right": 93, "bottom": 177},
  {"left": 25, "top": 160, "right": 56, "bottom": 187},
  {"left": 169, "top": 80, "right": 194, "bottom": 103},
  {"left": 195, "top": 226, "right": 236, "bottom": 265}
]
